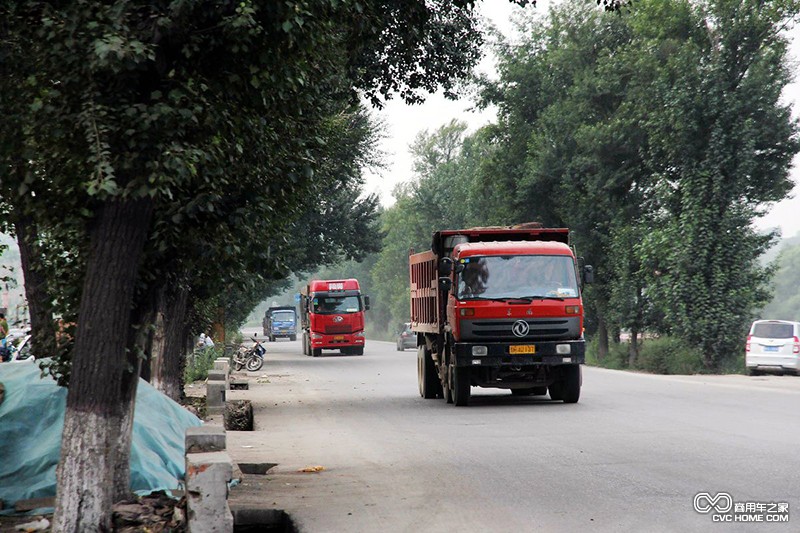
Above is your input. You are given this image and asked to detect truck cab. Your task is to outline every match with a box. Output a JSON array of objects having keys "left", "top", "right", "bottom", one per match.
[
  {"left": 410, "top": 225, "right": 592, "bottom": 406},
  {"left": 300, "top": 279, "right": 370, "bottom": 357},
  {"left": 263, "top": 306, "right": 298, "bottom": 342}
]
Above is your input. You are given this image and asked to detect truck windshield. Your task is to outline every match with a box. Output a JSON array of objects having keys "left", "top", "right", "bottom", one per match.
[
  {"left": 272, "top": 311, "right": 295, "bottom": 322},
  {"left": 457, "top": 255, "right": 579, "bottom": 300},
  {"left": 312, "top": 295, "right": 361, "bottom": 314}
]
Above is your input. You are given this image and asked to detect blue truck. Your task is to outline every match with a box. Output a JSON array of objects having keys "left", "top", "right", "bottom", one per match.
[{"left": 263, "top": 306, "right": 298, "bottom": 342}]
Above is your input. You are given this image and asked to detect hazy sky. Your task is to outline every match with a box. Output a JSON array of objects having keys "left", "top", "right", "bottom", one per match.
[{"left": 363, "top": 0, "right": 800, "bottom": 240}]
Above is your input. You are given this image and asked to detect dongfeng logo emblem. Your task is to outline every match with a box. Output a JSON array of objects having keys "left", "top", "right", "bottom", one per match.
[
  {"left": 512, "top": 320, "right": 530, "bottom": 338},
  {"left": 333, "top": 316, "right": 344, "bottom": 323}
]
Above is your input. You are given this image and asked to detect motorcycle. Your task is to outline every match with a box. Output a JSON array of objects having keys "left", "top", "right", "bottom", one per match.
[{"left": 232, "top": 337, "right": 265, "bottom": 372}]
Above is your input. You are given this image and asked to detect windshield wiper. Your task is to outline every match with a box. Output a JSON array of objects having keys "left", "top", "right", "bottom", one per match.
[
  {"left": 516, "top": 295, "right": 566, "bottom": 301},
  {"left": 459, "top": 296, "right": 514, "bottom": 302}
]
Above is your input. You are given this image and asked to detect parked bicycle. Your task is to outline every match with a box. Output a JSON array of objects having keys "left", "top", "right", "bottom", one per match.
[{"left": 232, "top": 337, "right": 265, "bottom": 372}]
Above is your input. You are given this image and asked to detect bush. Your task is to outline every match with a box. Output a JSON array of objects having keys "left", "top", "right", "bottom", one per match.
[
  {"left": 585, "top": 335, "right": 628, "bottom": 370},
  {"left": 586, "top": 334, "right": 706, "bottom": 375},
  {"left": 634, "top": 336, "right": 705, "bottom": 375},
  {"left": 184, "top": 345, "right": 225, "bottom": 384}
]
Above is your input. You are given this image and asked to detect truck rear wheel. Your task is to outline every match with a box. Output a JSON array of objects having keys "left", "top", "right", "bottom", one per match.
[
  {"left": 443, "top": 365, "right": 453, "bottom": 404},
  {"left": 417, "top": 346, "right": 441, "bottom": 399},
  {"left": 452, "top": 366, "right": 470, "bottom": 406}
]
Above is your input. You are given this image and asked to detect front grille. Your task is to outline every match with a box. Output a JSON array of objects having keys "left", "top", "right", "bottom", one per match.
[
  {"left": 460, "top": 318, "right": 579, "bottom": 341},
  {"left": 324, "top": 325, "right": 354, "bottom": 334}
]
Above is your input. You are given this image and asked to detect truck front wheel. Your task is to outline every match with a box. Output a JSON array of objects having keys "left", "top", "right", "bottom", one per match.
[
  {"left": 452, "top": 366, "right": 470, "bottom": 406},
  {"left": 417, "top": 346, "right": 441, "bottom": 399},
  {"left": 312, "top": 348, "right": 322, "bottom": 357},
  {"left": 561, "top": 365, "right": 581, "bottom": 404}
]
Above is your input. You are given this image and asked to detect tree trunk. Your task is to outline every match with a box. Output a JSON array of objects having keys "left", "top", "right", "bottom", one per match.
[
  {"left": 54, "top": 197, "right": 153, "bottom": 532},
  {"left": 151, "top": 285, "right": 189, "bottom": 401},
  {"left": 596, "top": 317, "right": 609, "bottom": 361},
  {"left": 13, "top": 214, "right": 56, "bottom": 355},
  {"left": 628, "top": 329, "right": 639, "bottom": 368},
  {"left": 113, "top": 292, "right": 157, "bottom": 501}
]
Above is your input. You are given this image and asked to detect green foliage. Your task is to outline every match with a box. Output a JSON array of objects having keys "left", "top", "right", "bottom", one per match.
[
  {"left": 478, "top": 0, "right": 800, "bottom": 370},
  {"left": 585, "top": 336, "right": 628, "bottom": 370},
  {"left": 632, "top": 337, "right": 706, "bottom": 375},
  {"left": 760, "top": 242, "right": 800, "bottom": 321},
  {"left": 184, "top": 345, "right": 225, "bottom": 384},
  {"left": 587, "top": 335, "right": 706, "bottom": 374}
]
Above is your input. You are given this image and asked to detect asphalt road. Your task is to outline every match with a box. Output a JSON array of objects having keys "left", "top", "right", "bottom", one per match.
[{"left": 226, "top": 329, "right": 800, "bottom": 532}]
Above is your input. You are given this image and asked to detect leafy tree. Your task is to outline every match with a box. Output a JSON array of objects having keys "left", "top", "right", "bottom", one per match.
[
  {"left": 1, "top": 1, "right": 516, "bottom": 529},
  {"left": 760, "top": 242, "right": 800, "bottom": 321},
  {"left": 634, "top": 0, "right": 799, "bottom": 368},
  {"left": 477, "top": 0, "right": 799, "bottom": 369}
]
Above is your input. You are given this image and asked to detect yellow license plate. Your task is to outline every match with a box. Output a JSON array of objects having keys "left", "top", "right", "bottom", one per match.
[
  {"left": 334, "top": 335, "right": 345, "bottom": 340},
  {"left": 509, "top": 345, "right": 535, "bottom": 355}
]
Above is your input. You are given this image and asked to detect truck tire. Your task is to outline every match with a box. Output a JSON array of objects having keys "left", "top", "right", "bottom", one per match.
[
  {"left": 443, "top": 365, "right": 453, "bottom": 404},
  {"left": 452, "top": 366, "right": 470, "bottom": 406},
  {"left": 354, "top": 347, "right": 364, "bottom": 356},
  {"left": 290, "top": 335, "right": 297, "bottom": 342},
  {"left": 302, "top": 334, "right": 308, "bottom": 355},
  {"left": 312, "top": 348, "right": 321, "bottom": 357},
  {"left": 549, "top": 382, "right": 564, "bottom": 401},
  {"left": 417, "top": 346, "right": 441, "bottom": 399},
  {"left": 269, "top": 335, "right": 275, "bottom": 343},
  {"left": 561, "top": 365, "right": 581, "bottom": 404}
]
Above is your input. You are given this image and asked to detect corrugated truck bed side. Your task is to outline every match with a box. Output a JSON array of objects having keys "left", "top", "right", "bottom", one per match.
[{"left": 409, "top": 251, "right": 440, "bottom": 334}]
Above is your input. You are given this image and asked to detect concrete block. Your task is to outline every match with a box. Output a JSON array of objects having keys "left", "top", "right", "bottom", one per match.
[
  {"left": 186, "top": 426, "right": 227, "bottom": 453},
  {"left": 206, "top": 380, "right": 226, "bottom": 410},
  {"left": 213, "top": 358, "right": 230, "bottom": 373},
  {"left": 207, "top": 369, "right": 226, "bottom": 382},
  {"left": 208, "top": 369, "right": 229, "bottom": 390},
  {"left": 186, "top": 451, "right": 233, "bottom": 533}
]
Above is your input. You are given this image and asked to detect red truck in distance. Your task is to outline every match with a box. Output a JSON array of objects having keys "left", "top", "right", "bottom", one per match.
[
  {"left": 410, "top": 224, "right": 593, "bottom": 406},
  {"left": 300, "top": 279, "right": 370, "bottom": 357}
]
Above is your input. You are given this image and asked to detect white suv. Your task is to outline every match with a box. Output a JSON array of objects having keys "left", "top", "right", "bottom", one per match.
[{"left": 745, "top": 320, "right": 800, "bottom": 375}]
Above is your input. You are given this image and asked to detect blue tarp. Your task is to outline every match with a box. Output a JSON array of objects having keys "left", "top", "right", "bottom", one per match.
[{"left": 0, "top": 362, "right": 201, "bottom": 512}]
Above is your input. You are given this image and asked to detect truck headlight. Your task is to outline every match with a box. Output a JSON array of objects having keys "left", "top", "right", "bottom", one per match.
[
  {"left": 472, "top": 346, "right": 488, "bottom": 356},
  {"left": 312, "top": 333, "right": 323, "bottom": 339},
  {"left": 355, "top": 332, "right": 365, "bottom": 338},
  {"left": 556, "top": 344, "right": 571, "bottom": 354}
]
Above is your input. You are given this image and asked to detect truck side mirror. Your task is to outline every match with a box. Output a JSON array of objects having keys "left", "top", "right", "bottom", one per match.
[
  {"left": 438, "top": 257, "right": 453, "bottom": 276},
  {"left": 364, "top": 295, "right": 371, "bottom": 310},
  {"left": 439, "top": 277, "right": 453, "bottom": 293},
  {"left": 583, "top": 265, "right": 594, "bottom": 284},
  {"left": 454, "top": 262, "right": 465, "bottom": 274}
]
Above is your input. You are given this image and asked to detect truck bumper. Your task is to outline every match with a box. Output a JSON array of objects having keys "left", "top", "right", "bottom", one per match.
[
  {"left": 453, "top": 340, "right": 585, "bottom": 367},
  {"left": 311, "top": 333, "right": 365, "bottom": 350}
]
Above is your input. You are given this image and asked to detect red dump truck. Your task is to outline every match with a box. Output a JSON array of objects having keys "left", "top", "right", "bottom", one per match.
[
  {"left": 410, "top": 224, "right": 593, "bottom": 406},
  {"left": 300, "top": 279, "right": 370, "bottom": 357}
]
